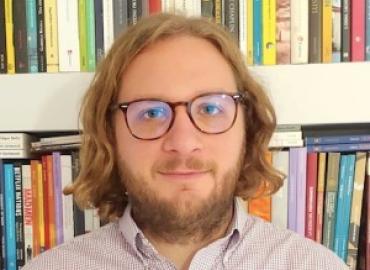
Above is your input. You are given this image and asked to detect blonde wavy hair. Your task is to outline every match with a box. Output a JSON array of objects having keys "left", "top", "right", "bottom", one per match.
[{"left": 65, "top": 13, "right": 284, "bottom": 221}]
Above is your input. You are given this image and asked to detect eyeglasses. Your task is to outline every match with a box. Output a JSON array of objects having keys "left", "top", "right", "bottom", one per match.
[{"left": 111, "top": 92, "right": 246, "bottom": 140}]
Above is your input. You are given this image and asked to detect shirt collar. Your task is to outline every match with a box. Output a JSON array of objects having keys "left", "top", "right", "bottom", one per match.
[{"left": 118, "top": 197, "right": 249, "bottom": 257}]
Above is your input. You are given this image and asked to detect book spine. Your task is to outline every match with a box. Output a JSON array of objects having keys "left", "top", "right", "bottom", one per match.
[
  {"left": 331, "top": 0, "right": 341, "bottom": 62},
  {"left": 225, "top": 0, "right": 239, "bottom": 44},
  {"left": 351, "top": 0, "right": 365, "bottom": 61},
  {"left": 201, "top": 0, "right": 214, "bottom": 19},
  {"left": 4, "top": 0, "right": 15, "bottom": 73},
  {"left": 0, "top": 160, "right": 5, "bottom": 270},
  {"left": 306, "top": 134, "right": 370, "bottom": 145},
  {"left": 347, "top": 152, "right": 366, "bottom": 269},
  {"left": 57, "top": 0, "right": 80, "bottom": 72},
  {"left": 61, "top": 155, "right": 74, "bottom": 243},
  {"left": 296, "top": 147, "right": 307, "bottom": 237},
  {"left": 94, "top": 0, "right": 104, "bottom": 64},
  {"left": 341, "top": 0, "right": 350, "bottom": 61},
  {"left": 21, "top": 165, "right": 33, "bottom": 264},
  {"left": 46, "top": 155, "right": 56, "bottom": 248},
  {"left": 13, "top": 0, "right": 30, "bottom": 73},
  {"left": 305, "top": 152, "right": 318, "bottom": 240},
  {"left": 36, "top": 163, "right": 46, "bottom": 253},
  {"left": 53, "top": 152, "right": 64, "bottom": 245},
  {"left": 0, "top": 0, "right": 7, "bottom": 73},
  {"left": 308, "top": 143, "right": 370, "bottom": 153},
  {"left": 26, "top": 0, "right": 39, "bottom": 73},
  {"left": 322, "top": 152, "right": 340, "bottom": 250},
  {"left": 322, "top": 0, "right": 332, "bottom": 62},
  {"left": 0, "top": 149, "right": 32, "bottom": 159},
  {"left": 30, "top": 161, "right": 40, "bottom": 257},
  {"left": 0, "top": 133, "right": 34, "bottom": 150},
  {"left": 288, "top": 148, "right": 298, "bottom": 232},
  {"left": 253, "top": 0, "right": 262, "bottom": 64},
  {"left": 262, "top": 0, "right": 276, "bottom": 65},
  {"left": 315, "top": 152, "right": 327, "bottom": 244},
  {"left": 4, "top": 164, "right": 16, "bottom": 270},
  {"left": 113, "top": 0, "right": 128, "bottom": 39},
  {"left": 71, "top": 151, "right": 85, "bottom": 236},
  {"left": 366, "top": 0, "right": 370, "bottom": 60},
  {"left": 36, "top": 0, "right": 46, "bottom": 72},
  {"left": 103, "top": 0, "right": 114, "bottom": 53},
  {"left": 308, "top": 0, "right": 322, "bottom": 63},
  {"left": 290, "top": 0, "right": 308, "bottom": 63},
  {"left": 276, "top": 0, "right": 291, "bottom": 64},
  {"left": 14, "top": 163, "right": 25, "bottom": 268},
  {"left": 239, "top": 0, "right": 246, "bottom": 56},
  {"left": 86, "top": 0, "right": 96, "bottom": 71},
  {"left": 44, "top": 0, "right": 59, "bottom": 72},
  {"left": 246, "top": 0, "right": 253, "bottom": 64},
  {"left": 149, "top": 0, "right": 162, "bottom": 14},
  {"left": 41, "top": 156, "right": 50, "bottom": 250},
  {"left": 79, "top": 0, "right": 88, "bottom": 71}
]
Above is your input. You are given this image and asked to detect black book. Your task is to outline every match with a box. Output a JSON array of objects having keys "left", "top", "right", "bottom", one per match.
[
  {"left": 71, "top": 151, "right": 85, "bottom": 236},
  {"left": 113, "top": 0, "right": 128, "bottom": 39},
  {"left": 14, "top": 162, "right": 25, "bottom": 269},
  {"left": 128, "top": 0, "right": 142, "bottom": 26},
  {"left": 309, "top": 0, "right": 322, "bottom": 63},
  {"left": 94, "top": 0, "right": 104, "bottom": 64},
  {"left": 0, "top": 0, "right": 7, "bottom": 73},
  {"left": 36, "top": 0, "right": 46, "bottom": 72},
  {"left": 341, "top": 0, "right": 350, "bottom": 62},
  {"left": 13, "top": 0, "right": 29, "bottom": 73}
]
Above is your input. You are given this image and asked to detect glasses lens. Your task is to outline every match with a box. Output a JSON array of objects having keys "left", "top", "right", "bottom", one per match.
[
  {"left": 126, "top": 100, "right": 172, "bottom": 139},
  {"left": 190, "top": 94, "right": 237, "bottom": 133}
]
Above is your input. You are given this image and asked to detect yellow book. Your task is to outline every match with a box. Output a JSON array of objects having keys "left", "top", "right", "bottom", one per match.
[
  {"left": 214, "top": 0, "right": 222, "bottom": 25},
  {"left": 79, "top": 0, "right": 88, "bottom": 71},
  {"left": 44, "top": 0, "right": 59, "bottom": 72},
  {"left": 322, "top": 0, "right": 332, "bottom": 62},
  {"left": 246, "top": 0, "right": 253, "bottom": 65},
  {"left": 4, "top": 0, "right": 15, "bottom": 74},
  {"left": 36, "top": 163, "right": 46, "bottom": 253},
  {"left": 262, "top": 0, "right": 276, "bottom": 65}
]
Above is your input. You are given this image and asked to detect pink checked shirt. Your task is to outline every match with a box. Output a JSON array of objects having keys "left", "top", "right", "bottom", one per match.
[{"left": 22, "top": 199, "right": 349, "bottom": 270}]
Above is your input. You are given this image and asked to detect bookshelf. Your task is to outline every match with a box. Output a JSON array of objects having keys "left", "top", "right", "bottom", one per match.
[{"left": 1, "top": 61, "right": 370, "bottom": 132}]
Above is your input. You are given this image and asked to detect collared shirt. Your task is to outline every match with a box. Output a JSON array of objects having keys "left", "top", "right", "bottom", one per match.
[{"left": 22, "top": 199, "right": 349, "bottom": 270}]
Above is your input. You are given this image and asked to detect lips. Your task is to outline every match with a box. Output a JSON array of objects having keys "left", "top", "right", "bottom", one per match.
[{"left": 158, "top": 170, "right": 209, "bottom": 178}]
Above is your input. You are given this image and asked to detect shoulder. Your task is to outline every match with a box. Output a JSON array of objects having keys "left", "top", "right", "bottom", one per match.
[
  {"left": 233, "top": 215, "right": 349, "bottom": 270},
  {"left": 22, "top": 222, "right": 140, "bottom": 270}
]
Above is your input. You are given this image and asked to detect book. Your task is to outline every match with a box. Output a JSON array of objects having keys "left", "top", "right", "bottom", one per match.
[
  {"left": 290, "top": 0, "right": 308, "bottom": 63},
  {"left": 366, "top": 0, "right": 370, "bottom": 61},
  {"left": 305, "top": 152, "right": 318, "bottom": 240},
  {"left": 315, "top": 152, "right": 327, "bottom": 244},
  {"left": 307, "top": 143, "right": 370, "bottom": 153},
  {"left": 321, "top": 0, "right": 332, "bottom": 62},
  {"left": 351, "top": 0, "right": 365, "bottom": 61},
  {"left": 214, "top": 0, "right": 222, "bottom": 25},
  {"left": 253, "top": 0, "right": 262, "bottom": 64},
  {"left": 0, "top": 160, "right": 5, "bottom": 269},
  {"left": 246, "top": 0, "right": 253, "bottom": 64},
  {"left": 341, "top": 0, "right": 350, "bottom": 61},
  {"left": 306, "top": 134, "right": 370, "bottom": 145},
  {"left": 0, "top": 133, "right": 36, "bottom": 150},
  {"left": 308, "top": 0, "right": 322, "bottom": 63},
  {"left": 4, "top": 0, "right": 15, "bottom": 73},
  {"left": 61, "top": 155, "right": 74, "bottom": 243},
  {"left": 0, "top": 149, "right": 33, "bottom": 159},
  {"left": 57, "top": 0, "right": 80, "bottom": 71},
  {"left": 322, "top": 152, "right": 340, "bottom": 250},
  {"left": 14, "top": 162, "right": 25, "bottom": 268},
  {"left": 79, "top": 0, "right": 88, "bottom": 71},
  {"left": 103, "top": 1, "right": 114, "bottom": 53},
  {"left": 262, "top": 0, "right": 276, "bottom": 65},
  {"left": 86, "top": 0, "right": 96, "bottom": 71},
  {"left": 26, "top": 0, "right": 39, "bottom": 73},
  {"left": 13, "top": 0, "right": 29, "bottom": 73},
  {"left": 21, "top": 164, "right": 33, "bottom": 263},
  {"left": 201, "top": 0, "right": 214, "bottom": 20},
  {"left": 276, "top": 0, "right": 291, "bottom": 64},
  {"left": 94, "top": 0, "right": 104, "bottom": 64},
  {"left": 30, "top": 160, "right": 40, "bottom": 256},
  {"left": 295, "top": 147, "right": 307, "bottom": 237},
  {"left": 0, "top": 0, "right": 6, "bottom": 73},
  {"left": 149, "top": 0, "right": 162, "bottom": 14},
  {"left": 331, "top": 0, "right": 341, "bottom": 62},
  {"left": 288, "top": 147, "right": 298, "bottom": 232},
  {"left": 239, "top": 0, "right": 247, "bottom": 56},
  {"left": 36, "top": 0, "right": 47, "bottom": 72},
  {"left": 53, "top": 152, "right": 64, "bottom": 245},
  {"left": 225, "top": 0, "right": 239, "bottom": 44},
  {"left": 347, "top": 152, "right": 366, "bottom": 269},
  {"left": 44, "top": 0, "right": 59, "bottom": 72},
  {"left": 113, "top": 0, "right": 128, "bottom": 39}
]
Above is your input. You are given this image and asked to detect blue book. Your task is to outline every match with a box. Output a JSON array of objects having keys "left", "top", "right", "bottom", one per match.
[
  {"left": 4, "top": 164, "right": 16, "bottom": 270},
  {"left": 26, "top": 0, "right": 38, "bottom": 73},
  {"left": 0, "top": 160, "right": 5, "bottom": 270},
  {"left": 305, "top": 134, "right": 370, "bottom": 145},
  {"left": 307, "top": 143, "right": 370, "bottom": 153},
  {"left": 253, "top": 0, "right": 262, "bottom": 65},
  {"left": 333, "top": 154, "right": 355, "bottom": 261},
  {"left": 366, "top": 0, "right": 370, "bottom": 60}
]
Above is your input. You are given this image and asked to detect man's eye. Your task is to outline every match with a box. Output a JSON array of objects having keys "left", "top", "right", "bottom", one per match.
[{"left": 200, "top": 104, "right": 223, "bottom": 116}]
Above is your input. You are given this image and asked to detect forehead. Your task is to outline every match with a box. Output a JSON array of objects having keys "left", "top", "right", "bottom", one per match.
[{"left": 118, "top": 35, "right": 237, "bottom": 102}]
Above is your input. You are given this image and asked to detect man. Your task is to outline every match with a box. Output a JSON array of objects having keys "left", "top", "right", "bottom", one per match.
[{"left": 23, "top": 14, "right": 348, "bottom": 270}]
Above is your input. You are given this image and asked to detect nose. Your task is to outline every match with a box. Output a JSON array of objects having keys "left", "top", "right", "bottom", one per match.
[{"left": 161, "top": 106, "right": 203, "bottom": 155}]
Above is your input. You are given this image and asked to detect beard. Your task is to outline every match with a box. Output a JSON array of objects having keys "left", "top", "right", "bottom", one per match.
[{"left": 118, "top": 154, "right": 244, "bottom": 245}]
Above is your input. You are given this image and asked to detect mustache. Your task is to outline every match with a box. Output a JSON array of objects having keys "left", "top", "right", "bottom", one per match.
[{"left": 153, "top": 157, "right": 217, "bottom": 173}]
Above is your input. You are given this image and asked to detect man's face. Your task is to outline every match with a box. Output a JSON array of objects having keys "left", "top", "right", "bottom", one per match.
[{"left": 114, "top": 35, "right": 246, "bottom": 241}]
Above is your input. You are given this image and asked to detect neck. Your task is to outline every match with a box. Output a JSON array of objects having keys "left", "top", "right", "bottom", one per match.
[{"left": 143, "top": 205, "right": 234, "bottom": 270}]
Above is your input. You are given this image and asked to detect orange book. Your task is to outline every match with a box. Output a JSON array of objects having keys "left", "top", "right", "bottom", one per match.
[
  {"left": 248, "top": 151, "right": 273, "bottom": 222},
  {"left": 36, "top": 162, "right": 46, "bottom": 253},
  {"left": 30, "top": 160, "right": 40, "bottom": 257}
]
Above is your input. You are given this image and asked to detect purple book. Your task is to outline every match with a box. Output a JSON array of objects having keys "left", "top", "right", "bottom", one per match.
[
  {"left": 52, "top": 152, "right": 64, "bottom": 245},
  {"left": 296, "top": 147, "right": 307, "bottom": 237},
  {"left": 288, "top": 148, "right": 298, "bottom": 232}
]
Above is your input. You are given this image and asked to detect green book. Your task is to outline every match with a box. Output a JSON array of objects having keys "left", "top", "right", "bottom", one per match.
[
  {"left": 85, "top": 0, "right": 96, "bottom": 71},
  {"left": 79, "top": 0, "right": 87, "bottom": 71}
]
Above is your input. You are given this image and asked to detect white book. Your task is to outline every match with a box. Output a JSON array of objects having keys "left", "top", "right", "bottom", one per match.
[
  {"left": 92, "top": 209, "right": 101, "bottom": 230},
  {"left": 103, "top": 1, "right": 114, "bottom": 54},
  {"left": 84, "top": 209, "right": 95, "bottom": 233},
  {"left": 269, "top": 138, "right": 304, "bottom": 148},
  {"left": 271, "top": 151, "right": 289, "bottom": 229},
  {"left": 22, "top": 165, "right": 33, "bottom": 263},
  {"left": 61, "top": 155, "right": 74, "bottom": 243},
  {"left": 271, "top": 131, "right": 302, "bottom": 140},
  {"left": 162, "top": 0, "right": 175, "bottom": 13},
  {"left": 57, "top": 0, "right": 80, "bottom": 71},
  {"left": 239, "top": 0, "right": 247, "bottom": 57},
  {"left": 0, "top": 149, "right": 32, "bottom": 159},
  {"left": 290, "top": 0, "right": 308, "bottom": 64},
  {"left": 190, "top": 0, "right": 202, "bottom": 17},
  {"left": 0, "top": 133, "right": 35, "bottom": 149}
]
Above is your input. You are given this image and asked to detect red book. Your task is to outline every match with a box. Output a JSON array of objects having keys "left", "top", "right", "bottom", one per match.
[
  {"left": 351, "top": 0, "right": 365, "bottom": 61},
  {"left": 305, "top": 152, "right": 318, "bottom": 240},
  {"left": 149, "top": 0, "right": 161, "bottom": 14}
]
